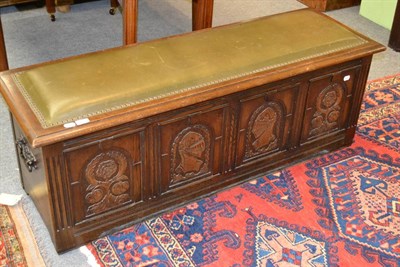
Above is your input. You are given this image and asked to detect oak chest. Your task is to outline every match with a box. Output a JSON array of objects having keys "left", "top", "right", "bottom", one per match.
[{"left": 0, "top": 9, "right": 385, "bottom": 252}]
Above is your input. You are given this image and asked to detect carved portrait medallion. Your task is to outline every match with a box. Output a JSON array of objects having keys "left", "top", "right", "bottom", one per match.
[
  {"left": 170, "top": 125, "right": 211, "bottom": 185},
  {"left": 246, "top": 102, "right": 283, "bottom": 158},
  {"left": 84, "top": 150, "right": 130, "bottom": 216}
]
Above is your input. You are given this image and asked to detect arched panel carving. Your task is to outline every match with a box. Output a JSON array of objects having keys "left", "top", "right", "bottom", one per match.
[
  {"left": 83, "top": 150, "right": 131, "bottom": 216},
  {"left": 245, "top": 101, "right": 283, "bottom": 158},
  {"left": 309, "top": 82, "right": 344, "bottom": 137},
  {"left": 170, "top": 125, "right": 211, "bottom": 185}
]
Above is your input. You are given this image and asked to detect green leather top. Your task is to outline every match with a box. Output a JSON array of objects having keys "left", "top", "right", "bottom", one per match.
[{"left": 13, "top": 9, "right": 367, "bottom": 128}]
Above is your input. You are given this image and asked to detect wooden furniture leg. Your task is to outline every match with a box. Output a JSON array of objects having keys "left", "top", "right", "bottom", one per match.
[
  {"left": 109, "top": 0, "right": 119, "bottom": 15},
  {"left": 192, "top": 0, "right": 214, "bottom": 31},
  {"left": 123, "top": 0, "right": 138, "bottom": 45},
  {"left": 45, "top": 0, "right": 56, "bottom": 21},
  {"left": 389, "top": 0, "right": 400, "bottom": 51},
  {"left": 0, "top": 16, "right": 8, "bottom": 71},
  {"left": 122, "top": 0, "right": 214, "bottom": 45}
]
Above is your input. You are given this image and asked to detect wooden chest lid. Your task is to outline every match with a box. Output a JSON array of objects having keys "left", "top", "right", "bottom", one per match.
[{"left": 0, "top": 9, "right": 385, "bottom": 147}]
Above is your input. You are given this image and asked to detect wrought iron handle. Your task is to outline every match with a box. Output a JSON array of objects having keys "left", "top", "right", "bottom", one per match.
[{"left": 16, "top": 137, "right": 37, "bottom": 172}]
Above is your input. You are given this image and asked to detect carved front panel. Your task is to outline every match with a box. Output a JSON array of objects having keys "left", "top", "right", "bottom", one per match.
[
  {"left": 245, "top": 102, "right": 283, "bottom": 158},
  {"left": 157, "top": 104, "right": 228, "bottom": 192},
  {"left": 65, "top": 130, "right": 143, "bottom": 224},
  {"left": 309, "top": 83, "right": 344, "bottom": 137},
  {"left": 84, "top": 150, "right": 130, "bottom": 216},
  {"left": 170, "top": 125, "right": 211, "bottom": 184},
  {"left": 236, "top": 84, "right": 299, "bottom": 166},
  {"left": 301, "top": 66, "right": 361, "bottom": 143}
]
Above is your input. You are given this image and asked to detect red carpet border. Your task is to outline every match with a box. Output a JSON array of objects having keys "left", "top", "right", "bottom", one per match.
[
  {"left": 86, "top": 74, "right": 400, "bottom": 267},
  {"left": 0, "top": 203, "right": 45, "bottom": 267},
  {"left": 0, "top": 204, "right": 26, "bottom": 266}
]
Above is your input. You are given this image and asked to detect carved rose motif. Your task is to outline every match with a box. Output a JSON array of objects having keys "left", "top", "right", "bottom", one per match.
[
  {"left": 95, "top": 160, "right": 118, "bottom": 180},
  {"left": 84, "top": 150, "right": 131, "bottom": 216},
  {"left": 327, "top": 110, "right": 340, "bottom": 123},
  {"left": 85, "top": 188, "right": 104, "bottom": 204},
  {"left": 110, "top": 181, "right": 130, "bottom": 195},
  {"left": 322, "top": 91, "right": 337, "bottom": 108},
  {"left": 309, "top": 83, "right": 344, "bottom": 137}
]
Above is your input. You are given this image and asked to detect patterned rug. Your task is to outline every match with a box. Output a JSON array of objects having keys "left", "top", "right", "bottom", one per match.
[
  {"left": 85, "top": 74, "right": 400, "bottom": 267},
  {"left": 0, "top": 203, "right": 45, "bottom": 267}
]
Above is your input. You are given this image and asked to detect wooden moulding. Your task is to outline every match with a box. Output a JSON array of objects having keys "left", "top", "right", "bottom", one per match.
[
  {"left": 0, "top": 9, "right": 385, "bottom": 252},
  {"left": 297, "top": 0, "right": 361, "bottom": 11}
]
